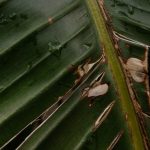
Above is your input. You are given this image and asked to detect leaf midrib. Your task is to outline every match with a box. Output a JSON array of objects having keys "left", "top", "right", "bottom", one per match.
[{"left": 85, "top": 0, "right": 145, "bottom": 149}]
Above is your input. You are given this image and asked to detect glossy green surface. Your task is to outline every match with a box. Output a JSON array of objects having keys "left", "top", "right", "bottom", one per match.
[{"left": 0, "top": 0, "right": 149, "bottom": 149}]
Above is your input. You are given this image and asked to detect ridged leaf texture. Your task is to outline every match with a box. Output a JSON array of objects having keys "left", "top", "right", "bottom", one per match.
[{"left": 0, "top": 0, "right": 150, "bottom": 149}]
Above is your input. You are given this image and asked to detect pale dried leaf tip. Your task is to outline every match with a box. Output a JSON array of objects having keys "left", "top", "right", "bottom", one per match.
[
  {"left": 126, "top": 58, "right": 146, "bottom": 82},
  {"left": 75, "top": 58, "right": 102, "bottom": 84},
  {"left": 82, "top": 72, "right": 108, "bottom": 98},
  {"left": 77, "top": 65, "right": 85, "bottom": 77},
  {"left": 107, "top": 130, "right": 124, "bottom": 150},
  {"left": 83, "top": 62, "right": 95, "bottom": 74},
  {"left": 75, "top": 61, "right": 94, "bottom": 84},
  {"left": 93, "top": 101, "right": 115, "bottom": 132},
  {"left": 88, "top": 83, "right": 108, "bottom": 97},
  {"left": 113, "top": 31, "right": 150, "bottom": 48}
]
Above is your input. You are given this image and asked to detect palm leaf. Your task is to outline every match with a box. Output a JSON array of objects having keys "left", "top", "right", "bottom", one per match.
[{"left": 0, "top": 0, "right": 149, "bottom": 149}]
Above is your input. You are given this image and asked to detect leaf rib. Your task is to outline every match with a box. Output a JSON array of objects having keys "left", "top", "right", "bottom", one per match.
[
  {"left": 85, "top": 0, "right": 145, "bottom": 149},
  {"left": 0, "top": 0, "right": 81, "bottom": 56}
]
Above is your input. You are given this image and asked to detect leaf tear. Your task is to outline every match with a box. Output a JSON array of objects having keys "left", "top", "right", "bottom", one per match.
[
  {"left": 75, "top": 56, "right": 104, "bottom": 84},
  {"left": 107, "top": 130, "right": 124, "bottom": 150},
  {"left": 92, "top": 100, "right": 115, "bottom": 132},
  {"left": 82, "top": 72, "right": 108, "bottom": 98}
]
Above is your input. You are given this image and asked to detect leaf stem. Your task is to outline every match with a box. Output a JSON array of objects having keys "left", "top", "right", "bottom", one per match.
[{"left": 85, "top": 0, "right": 145, "bottom": 149}]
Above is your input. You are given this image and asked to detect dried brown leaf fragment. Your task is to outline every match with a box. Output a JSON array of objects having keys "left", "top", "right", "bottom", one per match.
[{"left": 126, "top": 58, "right": 146, "bottom": 82}]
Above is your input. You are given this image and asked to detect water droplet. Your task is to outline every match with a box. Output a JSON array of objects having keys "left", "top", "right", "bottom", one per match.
[
  {"left": 9, "top": 12, "right": 17, "bottom": 20},
  {"left": 48, "top": 41, "right": 62, "bottom": 53},
  {"left": 128, "top": 5, "right": 134, "bottom": 15},
  {"left": 0, "top": 12, "right": 18, "bottom": 25},
  {"left": 0, "top": 14, "right": 8, "bottom": 25}
]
